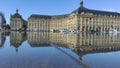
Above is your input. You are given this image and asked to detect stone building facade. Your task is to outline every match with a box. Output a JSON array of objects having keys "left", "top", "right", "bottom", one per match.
[
  {"left": 28, "top": 14, "right": 51, "bottom": 31},
  {"left": 0, "top": 12, "right": 6, "bottom": 30},
  {"left": 27, "top": 1, "right": 120, "bottom": 32},
  {"left": 10, "top": 9, "right": 27, "bottom": 31}
]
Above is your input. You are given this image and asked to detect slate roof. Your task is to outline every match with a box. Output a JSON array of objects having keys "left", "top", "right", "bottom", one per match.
[
  {"left": 29, "top": 14, "right": 51, "bottom": 19},
  {"left": 11, "top": 13, "right": 22, "bottom": 18},
  {"left": 52, "top": 14, "right": 69, "bottom": 18},
  {"left": 29, "top": 5, "right": 120, "bottom": 19},
  {"left": 29, "top": 14, "right": 69, "bottom": 19},
  {"left": 72, "top": 6, "right": 120, "bottom": 16}
]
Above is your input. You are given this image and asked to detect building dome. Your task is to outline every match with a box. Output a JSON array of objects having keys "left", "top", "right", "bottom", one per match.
[
  {"left": 11, "top": 9, "right": 22, "bottom": 18},
  {"left": 72, "top": 1, "right": 120, "bottom": 16},
  {"left": 72, "top": 6, "right": 89, "bottom": 14}
]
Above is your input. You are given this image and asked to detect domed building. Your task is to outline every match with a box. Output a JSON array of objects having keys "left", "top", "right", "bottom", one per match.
[
  {"left": 10, "top": 9, "right": 27, "bottom": 31},
  {"left": 71, "top": 0, "right": 120, "bottom": 32},
  {"left": 27, "top": 0, "right": 120, "bottom": 32}
]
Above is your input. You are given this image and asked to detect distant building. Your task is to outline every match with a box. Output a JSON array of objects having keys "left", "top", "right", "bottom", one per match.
[
  {"left": 10, "top": 9, "right": 27, "bottom": 31},
  {"left": 0, "top": 12, "right": 6, "bottom": 30},
  {"left": 27, "top": 0, "right": 120, "bottom": 32}
]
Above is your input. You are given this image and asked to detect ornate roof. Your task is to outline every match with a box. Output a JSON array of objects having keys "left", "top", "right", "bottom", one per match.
[
  {"left": 72, "top": 6, "right": 120, "bottom": 16},
  {"left": 11, "top": 9, "right": 22, "bottom": 18},
  {"left": 12, "top": 13, "right": 22, "bottom": 18},
  {"left": 29, "top": 1, "right": 120, "bottom": 19},
  {"left": 52, "top": 14, "right": 69, "bottom": 18}
]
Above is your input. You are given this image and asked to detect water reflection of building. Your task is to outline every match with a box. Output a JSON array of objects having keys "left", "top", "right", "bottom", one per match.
[
  {"left": 0, "top": 32, "right": 6, "bottom": 47},
  {"left": 10, "top": 32, "right": 27, "bottom": 52},
  {"left": 10, "top": 31, "right": 120, "bottom": 56},
  {"left": 49, "top": 33, "right": 67, "bottom": 45},
  {"left": 28, "top": 32, "right": 120, "bottom": 52},
  {"left": 49, "top": 32, "right": 78, "bottom": 49},
  {"left": 27, "top": 32, "right": 49, "bottom": 47},
  {"left": 74, "top": 34, "right": 120, "bottom": 57},
  {"left": 49, "top": 33, "right": 120, "bottom": 56},
  {"left": 11, "top": 31, "right": 120, "bottom": 53}
]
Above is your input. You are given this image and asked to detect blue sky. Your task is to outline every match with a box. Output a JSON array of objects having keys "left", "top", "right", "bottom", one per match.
[{"left": 0, "top": 0, "right": 120, "bottom": 24}]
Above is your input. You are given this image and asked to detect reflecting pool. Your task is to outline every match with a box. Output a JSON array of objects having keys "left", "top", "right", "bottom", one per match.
[{"left": 0, "top": 31, "right": 120, "bottom": 68}]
